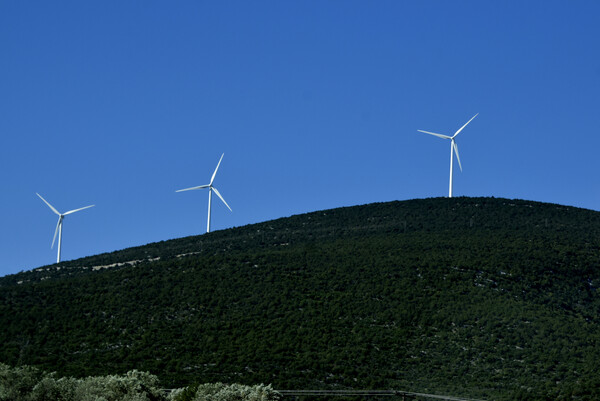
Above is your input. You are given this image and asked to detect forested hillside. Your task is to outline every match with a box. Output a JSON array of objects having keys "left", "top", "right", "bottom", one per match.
[{"left": 2, "top": 197, "right": 600, "bottom": 400}]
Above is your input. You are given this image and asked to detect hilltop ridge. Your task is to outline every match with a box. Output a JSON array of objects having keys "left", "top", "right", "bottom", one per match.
[{"left": 5, "top": 196, "right": 598, "bottom": 282}]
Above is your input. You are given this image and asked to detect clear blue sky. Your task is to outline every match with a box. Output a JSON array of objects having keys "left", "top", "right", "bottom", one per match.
[{"left": 1, "top": 1, "right": 599, "bottom": 276}]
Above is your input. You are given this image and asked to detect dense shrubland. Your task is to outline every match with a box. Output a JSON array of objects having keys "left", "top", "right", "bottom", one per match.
[
  {"left": 0, "top": 363, "right": 280, "bottom": 401},
  {"left": 2, "top": 197, "right": 600, "bottom": 400}
]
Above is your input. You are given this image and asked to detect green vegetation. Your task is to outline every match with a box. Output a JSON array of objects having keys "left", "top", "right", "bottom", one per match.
[
  {"left": 0, "top": 363, "right": 280, "bottom": 401},
  {"left": 2, "top": 197, "right": 600, "bottom": 400},
  {"left": 0, "top": 364, "right": 166, "bottom": 401}
]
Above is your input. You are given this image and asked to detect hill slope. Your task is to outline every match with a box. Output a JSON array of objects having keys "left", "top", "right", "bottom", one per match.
[{"left": 2, "top": 197, "right": 600, "bottom": 400}]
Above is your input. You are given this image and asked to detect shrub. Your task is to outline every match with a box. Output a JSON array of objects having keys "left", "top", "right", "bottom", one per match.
[
  {"left": 31, "top": 376, "right": 77, "bottom": 401},
  {"left": 191, "top": 383, "right": 280, "bottom": 401},
  {"left": 0, "top": 363, "right": 45, "bottom": 401},
  {"left": 0, "top": 364, "right": 280, "bottom": 401},
  {"left": 0, "top": 364, "right": 165, "bottom": 401}
]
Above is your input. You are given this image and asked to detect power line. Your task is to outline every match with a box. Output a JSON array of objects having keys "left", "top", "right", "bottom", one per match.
[{"left": 276, "top": 389, "right": 487, "bottom": 401}]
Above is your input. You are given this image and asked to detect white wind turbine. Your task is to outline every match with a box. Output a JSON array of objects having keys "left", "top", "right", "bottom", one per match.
[
  {"left": 176, "top": 153, "right": 232, "bottom": 233},
  {"left": 36, "top": 193, "right": 95, "bottom": 263},
  {"left": 418, "top": 113, "right": 478, "bottom": 198}
]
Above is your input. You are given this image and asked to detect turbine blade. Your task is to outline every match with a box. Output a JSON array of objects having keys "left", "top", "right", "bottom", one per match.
[
  {"left": 210, "top": 153, "right": 225, "bottom": 185},
  {"left": 453, "top": 113, "right": 478, "bottom": 138},
  {"left": 176, "top": 184, "right": 210, "bottom": 192},
  {"left": 64, "top": 204, "right": 95, "bottom": 215},
  {"left": 37, "top": 193, "right": 60, "bottom": 216},
  {"left": 212, "top": 187, "right": 232, "bottom": 212},
  {"left": 453, "top": 141, "right": 463, "bottom": 172},
  {"left": 51, "top": 217, "right": 60, "bottom": 249},
  {"left": 417, "top": 130, "right": 452, "bottom": 140}
]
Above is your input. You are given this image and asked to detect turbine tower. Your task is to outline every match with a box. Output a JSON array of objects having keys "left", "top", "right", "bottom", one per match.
[
  {"left": 418, "top": 113, "right": 478, "bottom": 198},
  {"left": 176, "top": 153, "right": 232, "bottom": 233},
  {"left": 36, "top": 193, "right": 95, "bottom": 263}
]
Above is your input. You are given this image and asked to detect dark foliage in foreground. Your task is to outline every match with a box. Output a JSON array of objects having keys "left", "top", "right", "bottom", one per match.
[{"left": 2, "top": 197, "right": 600, "bottom": 400}]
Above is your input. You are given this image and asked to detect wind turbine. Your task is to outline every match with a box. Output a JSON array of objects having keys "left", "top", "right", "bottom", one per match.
[
  {"left": 36, "top": 193, "right": 95, "bottom": 263},
  {"left": 418, "top": 113, "right": 478, "bottom": 198},
  {"left": 176, "top": 153, "right": 232, "bottom": 233}
]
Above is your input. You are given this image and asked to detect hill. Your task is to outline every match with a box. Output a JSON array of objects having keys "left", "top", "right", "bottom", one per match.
[{"left": 2, "top": 197, "right": 600, "bottom": 400}]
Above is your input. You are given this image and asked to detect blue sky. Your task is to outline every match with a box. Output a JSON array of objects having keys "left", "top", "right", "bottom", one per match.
[{"left": 1, "top": 1, "right": 599, "bottom": 276}]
